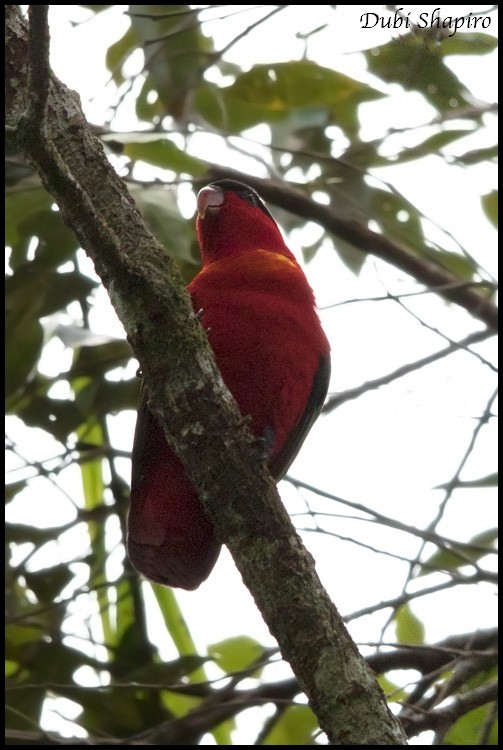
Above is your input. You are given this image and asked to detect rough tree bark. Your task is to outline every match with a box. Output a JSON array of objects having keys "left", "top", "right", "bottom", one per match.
[{"left": 6, "top": 5, "right": 408, "bottom": 745}]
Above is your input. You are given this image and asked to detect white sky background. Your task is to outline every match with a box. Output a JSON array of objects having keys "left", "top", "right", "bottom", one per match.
[{"left": 7, "top": 5, "right": 498, "bottom": 744}]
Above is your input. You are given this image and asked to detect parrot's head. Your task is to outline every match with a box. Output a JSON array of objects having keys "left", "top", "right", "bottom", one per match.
[{"left": 195, "top": 179, "right": 295, "bottom": 266}]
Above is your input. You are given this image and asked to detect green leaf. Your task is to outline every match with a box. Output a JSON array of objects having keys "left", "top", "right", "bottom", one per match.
[
  {"left": 5, "top": 623, "right": 44, "bottom": 651},
  {"left": 5, "top": 480, "right": 28, "bottom": 504},
  {"left": 331, "top": 236, "right": 366, "bottom": 276},
  {"left": 208, "top": 635, "right": 265, "bottom": 674},
  {"left": 5, "top": 311, "right": 44, "bottom": 398},
  {"left": 129, "top": 4, "right": 214, "bottom": 121},
  {"left": 421, "top": 246, "right": 478, "bottom": 280},
  {"left": 390, "top": 129, "right": 474, "bottom": 165},
  {"left": 24, "top": 565, "right": 75, "bottom": 602},
  {"left": 395, "top": 604, "right": 425, "bottom": 645},
  {"left": 161, "top": 690, "right": 201, "bottom": 721},
  {"left": 419, "top": 528, "right": 498, "bottom": 576},
  {"left": 4, "top": 639, "right": 46, "bottom": 731},
  {"left": 69, "top": 339, "right": 134, "bottom": 375},
  {"left": 226, "top": 60, "right": 350, "bottom": 107},
  {"left": 87, "top": 378, "right": 140, "bottom": 416},
  {"left": 435, "top": 472, "right": 498, "bottom": 490},
  {"left": 341, "top": 128, "right": 477, "bottom": 170},
  {"left": 439, "top": 32, "right": 498, "bottom": 57},
  {"left": 369, "top": 186, "right": 425, "bottom": 258},
  {"left": 151, "top": 584, "right": 233, "bottom": 745},
  {"left": 377, "top": 675, "right": 407, "bottom": 703},
  {"left": 195, "top": 61, "right": 383, "bottom": 135},
  {"left": 12, "top": 394, "right": 85, "bottom": 440},
  {"left": 301, "top": 236, "right": 325, "bottom": 265},
  {"left": 105, "top": 25, "right": 138, "bottom": 86},
  {"left": 78, "top": 684, "right": 156, "bottom": 736},
  {"left": 6, "top": 267, "right": 97, "bottom": 327},
  {"left": 262, "top": 705, "right": 319, "bottom": 745},
  {"left": 130, "top": 185, "right": 201, "bottom": 282},
  {"left": 270, "top": 107, "right": 332, "bottom": 160},
  {"left": 39, "top": 272, "right": 98, "bottom": 315},
  {"left": 365, "top": 35, "right": 472, "bottom": 112},
  {"left": 112, "top": 621, "right": 156, "bottom": 677},
  {"left": 21, "top": 640, "right": 97, "bottom": 682},
  {"left": 456, "top": 144, "right": 498, "bottom": 165},
  {"left": 123, "top": 138, "right": 207, "bottom": 175},
  {"left": 6, "top": 266, "right": 97, "bottom": 324},
  {"left": 482, "top": 191, "right": 498, "bottom": 228},
  {"left": 5, "top": 186, "right": 53, "bottom": 253},
  {"left": 22, "top": 209, "right": 80, "bottom": 269},
  {"left": 444, "top": 700, "right": 498, "bottom": 745}
]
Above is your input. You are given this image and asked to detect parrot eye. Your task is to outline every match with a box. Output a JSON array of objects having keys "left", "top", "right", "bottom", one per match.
[{"left": 208, "top": 179, "right": 275, "bottom": 222}]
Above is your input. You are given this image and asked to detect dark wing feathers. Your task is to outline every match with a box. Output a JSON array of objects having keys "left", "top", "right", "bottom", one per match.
[{"left": 269, "top": 353, "right": 331, "bottom": 481}]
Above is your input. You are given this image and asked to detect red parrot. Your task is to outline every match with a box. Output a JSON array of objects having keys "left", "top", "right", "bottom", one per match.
[{"left": 127, "top": 180, "right": 331, "bottom": 590}]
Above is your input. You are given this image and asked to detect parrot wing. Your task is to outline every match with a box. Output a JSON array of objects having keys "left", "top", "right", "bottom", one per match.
[{"left": 269, "top": 353, "right": 331, "bottom": 481}]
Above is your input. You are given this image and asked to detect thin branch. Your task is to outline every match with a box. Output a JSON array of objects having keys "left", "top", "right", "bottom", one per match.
[
  {"left": 138, "top": 6, "right": 286, "bottom": 93},
  {"left": 401, "top": 680, "right": 498, "bottom": 738},
  {"left": 407, "top": 387, "right": 498, "bottom": 576},
  {"left": 140, "top": 6, "right": 269, "bottom": 45},
  {"left": 215, "top": 5, "right": 286, "bottom": 60},
  {"left": 299, "top": 523, "right": 424, "bottom": 566},
  {"left": 366, "top": 630, "right": 498, "bottom": 675},
  {"left": 392, "top": 295, "right": 497, "bottom": 372},
  {"left": 346, "top": 572, "right": 497, "bottom": 623},
  {"left": 285, "top": 476, "right": 497, "bottom": 559},
  {"left": 323, "top": 281, "right": 496, "bottom": 309},
  {"left": 323, "top": 328, "right": 495, "bottom": 412},
  {"left": 9, "top": 630, "right": 496, "bottom": 696},
  {"left": 126, "top": 6, "right": 226, "bottom": 21},
  {"left": 477, "top": 700, "right": 498, "bottom": 745}
]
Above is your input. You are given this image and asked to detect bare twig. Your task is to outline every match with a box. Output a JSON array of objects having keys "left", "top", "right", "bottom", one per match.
[
  {"left": 285, "top": 476, "right": 497, "bottom": 560},
  {"left": 323, "top": 328, "right": 495, "bottom": 412},
  {"left": 346, "top": 573, "right": 497, "bottom": 623},
  {"left": 407, "top": 387, "right": 498, "bottom": 577}
]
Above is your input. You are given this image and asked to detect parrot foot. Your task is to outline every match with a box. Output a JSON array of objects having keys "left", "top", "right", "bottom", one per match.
[{"left": 194, "top": 308, "right": 211, "bottom": 335}]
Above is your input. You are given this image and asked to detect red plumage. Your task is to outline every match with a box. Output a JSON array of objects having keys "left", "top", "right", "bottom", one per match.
[{"left": 127, "top": 180, "right": 331, "bottom": 590}]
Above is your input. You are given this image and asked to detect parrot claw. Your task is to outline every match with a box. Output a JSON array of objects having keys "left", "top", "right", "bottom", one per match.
[{"left": 194, "top": 308, "right": 211, "bottom": 335}]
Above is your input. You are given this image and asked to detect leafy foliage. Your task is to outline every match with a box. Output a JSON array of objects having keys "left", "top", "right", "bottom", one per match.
[{"left": 6, "top": 5, "right": 497, "bottom": 746}]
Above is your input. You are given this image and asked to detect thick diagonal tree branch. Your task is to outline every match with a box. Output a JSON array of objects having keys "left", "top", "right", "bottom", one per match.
[{"left": 6, "top": 6, "right": 408, "bottom": 745}]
